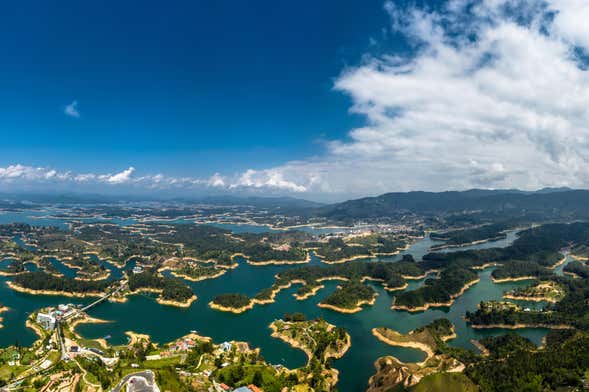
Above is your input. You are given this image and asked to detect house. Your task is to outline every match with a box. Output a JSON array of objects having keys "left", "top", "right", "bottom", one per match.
[{"left": 36, "top": 312, "right": 57, "bottom": 330}]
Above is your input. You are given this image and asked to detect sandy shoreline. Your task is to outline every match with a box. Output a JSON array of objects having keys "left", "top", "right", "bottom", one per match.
[
  {"left": 125, "top": 331, "right": 152, "bottom": 346},
  {"left": 6, "top": 281, "right": 104, "bottom": 298},
  {"left": 492, "top": 276, "right": 536, "bottom": 283},
  {"left": 26, "top": 319, "right": 46, "bottom": 343},
  {"left": 318, "top": 294, "right": 377, "bottom": 314},
  {"left": 429, "top": 235, "right": 506, "bottom": 251},
  {"left": 270, "top": 321, "right": 351, "bottom": 364},
  {"left": 69, "top": 315, "right": 112, "bottom": 349},
  {"left": 0, "top": 306, "right": 8, "bottom": 329},
  {"left": 371, "top": 328, "right": 433, "bottom": 366},
  {"left": 503, "top": 294, "right": 557, "bottom": 303},
  {"left": 157, "top": 295, "right": 197, "bottom": 308},
  {"left": 169, "top": 269, "right": 227, "bottom": 282},
  {"left": 247, "top": 251, "right": 311, "bottom": 266},
  {"left": 208, "top": 300, "right": 254, "bottom": 314},
  {"left": 470, "top": 323, "right": 572, "bottom": 330}
]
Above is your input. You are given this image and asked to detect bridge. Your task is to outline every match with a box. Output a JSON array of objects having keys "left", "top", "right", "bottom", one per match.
[{"left": 63, "top": 281, "right": 126, "bottom": 321}]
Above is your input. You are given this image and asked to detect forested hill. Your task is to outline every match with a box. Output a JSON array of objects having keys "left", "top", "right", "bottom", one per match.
[{"left": 313, "top": 189, "right": 589, "bottom": 221}]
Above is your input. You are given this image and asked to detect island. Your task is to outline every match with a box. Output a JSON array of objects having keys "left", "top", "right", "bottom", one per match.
[
  {"left": 269, "top": 317, "right": 351, "bottom": 390},
  {"left": 392, "top": 267, "right": 479, "bottom": 311},
  {"left": 318, "top": 280, "right": 377, "bottom": 313},
  {"left": 503, "top": 280, "right": 565, "bottom": 302},
  {"left": 368, "top": 319, "right": 469, "bottom": 391},
  {"left": 209, "top": 293, "right": 254, "bottom": 313}
]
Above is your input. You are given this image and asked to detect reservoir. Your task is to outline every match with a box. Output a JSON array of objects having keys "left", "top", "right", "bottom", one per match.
[{"left": 0, "top": 220, "right": 549, "bottom": 391}]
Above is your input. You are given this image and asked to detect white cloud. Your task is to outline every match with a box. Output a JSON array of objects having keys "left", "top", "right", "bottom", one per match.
[
  {"left": 64, "top": 100, "right": 80, "bottom": 118},
  {"left": 8, "top": 0, "right": 589, "bottom": 198},
  {"left": 232, "top": 169, "right": 307, "bottom": 192},
  {"left": 0, "top": 164, "right": 308, "bottom": 193},
  {"left": 228, "top": 0, "right": 589, "bottom": 196},
  {"left": 101, "top": 167, "right": 135, "bottom": 184}
]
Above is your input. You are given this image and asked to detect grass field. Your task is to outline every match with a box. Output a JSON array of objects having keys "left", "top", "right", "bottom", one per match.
[{"left": 410, "top": 373, "right": 479, "bottom": 392}]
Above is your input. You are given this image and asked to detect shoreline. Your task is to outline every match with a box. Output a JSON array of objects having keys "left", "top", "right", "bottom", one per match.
[
  {"left": 269, "top": 321, "right": 352, "bottom": 364},
  {"left": 269, "top": 322, "right": 313, "bottom": 362},
  {"left": 69, "top": 315, "right": 112, "bottom": 349},
  {"left": 208, "top": 300, "right": 254, "bottom": 314},
  {"left": 503, "top": 293, "right": 557, "bottom": 303},
  {"left": 318, "top": 294, "right": 377, "bottom": 314},
  {"left": 6, "top": 281, "right": 104, "bottom": 298},
  {"left": 470, "top": 323, "right": 572, "bottom": 330},
  {"left": 156, "top": 295, "right": 197, "bottom": 308},
  {"left": 391, "top": 278, "right": 480, "bottom": 312},
  {"left": 371, "top": 328, "right": 433, "bottom": 366},
  {"left": 0, "top": 306, "right": 8, "bottom": 329},
  {"left": 125, "top": 331, "right": 152, "bottom": 346},
  {"left": 293, "top": 284, "right": 324, "bottom": 300},
  {"left": 401, "top": 269, "right": 439, "bottom": 280},
  {"left": 429, "top": 235, "right": 506, "bottom": 251},
  {"left": 491, "top": 276, "right": 537, "bottom": 283},
  {"left": 315, "top": 243, "right": 410, "bottom": 265},
  {"left": 548, "top": 255, "right": 567, "bottom": 269},
  {"left": 169, "top": 269, "right": 227, "bottom": 282},
  {"left": 26, "top": 319, "right": 46, "bottom": 344},
  {"left": 471, "top": 262, "right": 502, "bottom": 271},
  {"left": 247, "top": 252, "right": 311, "bottom": 266}
]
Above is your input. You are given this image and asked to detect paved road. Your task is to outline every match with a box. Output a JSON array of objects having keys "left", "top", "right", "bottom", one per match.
[{"left": 110, "top": 370, "right": 159, "bottom": 392}]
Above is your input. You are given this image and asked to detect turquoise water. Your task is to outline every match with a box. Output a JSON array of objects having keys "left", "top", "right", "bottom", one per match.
[{"left": 0, "top": 228, "right": 550, "bottom": 391}]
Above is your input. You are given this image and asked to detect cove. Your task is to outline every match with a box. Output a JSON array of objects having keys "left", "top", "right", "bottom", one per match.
[{"left": 0, "top": 228, "right": 550, "bottom": 391}]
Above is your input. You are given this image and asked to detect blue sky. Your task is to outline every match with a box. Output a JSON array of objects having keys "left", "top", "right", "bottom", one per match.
[
  {"left": 1, "top": 0, "right": 589, "bottom": 200},
  {"left": 0, "top": 0, "right": 396, "bottom": 174}
]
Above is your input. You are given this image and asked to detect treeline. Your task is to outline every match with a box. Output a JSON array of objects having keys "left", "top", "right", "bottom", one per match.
[
  {"left": 421, "top": 223, "right": 586, "bottom": 280},
  {"left": 491, "top": 261, "right": 552, "bottom": 280},
  {"left": 310, "top": 236, "right": 406, "bottom": 262},
  {"left": 430, "top": 222, "right": 510, "bottom": 246},
  {"left": 320, "top": 280, "right": 375, "bottom": 309},
  {"left": 394, "top": 267, "right": 478, "bottom": 308},
  {"left": 128, "top": 271, "right": 193, "bottom": 302},
  {"left": 13, "top": 271, "right": 110, "bottom": 293},
  {"left": 479, "top": 333, "right": 536, "bottom": 359},
  {"left": 414, "top": 318, "right": 454, "bottom": 337},
  {"left": 211, "top": 293, "right": 251, "bottom": 308},
  {"left": 563, "top": 260, "right": 589, "bottom": 278},
  {"left": 311, "top": 238, "right": 371, "bottom": 261},
  {"left": 468, "top": 276, "right": 589, "bottom": 330},
  {"left": 274, "top": 257, "right": 423, "bottom": 289},
  {"left": 154, "top": 224, "right": 312, "bottom": 263},
  {"left": 465, "top": 331, "right": 589, "bottom": 391}
]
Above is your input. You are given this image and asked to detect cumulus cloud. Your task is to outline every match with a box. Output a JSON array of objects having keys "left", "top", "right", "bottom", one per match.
[
  {"left": 64, "top": 100, "right": 80, "bottom": 118},
  {"left": 0, "top": 164, "right": 308, "bottom": 193},
  {"left": 9, "top": 0, "right": 589, "bottom": 198},
  {"left": 101, "top": 167, "right": 135, "bottom": 184},
  {"left": 230, "top": 0, "right": 589, "bottom": 196}
]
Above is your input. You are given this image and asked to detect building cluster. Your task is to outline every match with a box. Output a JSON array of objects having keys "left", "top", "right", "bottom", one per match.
[
  {"left": 213, "top": 381, "right": 262, "bottom": 392},
  {"left": 36, "top": 304, "right": 77, "bottom": 330}
]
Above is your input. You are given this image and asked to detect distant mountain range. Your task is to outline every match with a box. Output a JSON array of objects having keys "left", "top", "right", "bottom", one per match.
[
  {"left": 1, "top": 189, "right": 588, "bottom": 223},
  {"left": 313, "top": 188, "right": 589, "bottom": 221}
]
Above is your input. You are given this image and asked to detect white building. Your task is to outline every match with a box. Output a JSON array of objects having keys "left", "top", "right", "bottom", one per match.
[{"left": 36, "top": 312, "right": 57, "bottom": 330}]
